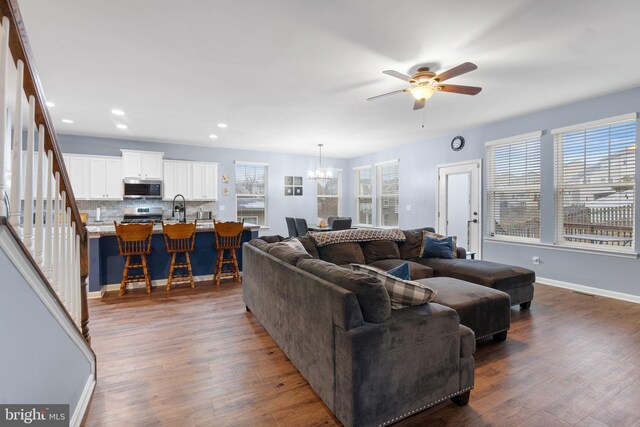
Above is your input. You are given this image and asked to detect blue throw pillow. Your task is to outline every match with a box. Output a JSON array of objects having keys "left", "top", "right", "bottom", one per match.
[
  {"left": 386, "top": 262, "right": 411, "bottom": 281},
  {"left": 421, "top": 236, "right": 454, "bottom": 259}
]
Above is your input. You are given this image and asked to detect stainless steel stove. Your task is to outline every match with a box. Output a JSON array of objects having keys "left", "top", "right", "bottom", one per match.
[{"left": 121, "top": 207, "right": 163, "bottom": 224}]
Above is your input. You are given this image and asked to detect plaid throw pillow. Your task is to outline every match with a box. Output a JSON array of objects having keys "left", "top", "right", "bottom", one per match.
[
  {"left": 351, "top": 264, "right": 437, "bottom": 309},
  {"left": 420, "top": 231, "right": 458, "bottom": 258}
]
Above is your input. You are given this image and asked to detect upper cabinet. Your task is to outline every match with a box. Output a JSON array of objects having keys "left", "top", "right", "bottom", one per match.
[
  {"left": 64, "top": 154, "right": 122, "bottom": 200},
  {"left": 63, "top": 155, "right": 90, "bottom": 199},
  {"left": 191, "top": 162, "right": 218, "bottom": 201},
  {"left": 121, "top": 150, "right": 163, "bottom": 180},
  {"left": 163, "top": 160, "right": 191, "bottom": 200}
]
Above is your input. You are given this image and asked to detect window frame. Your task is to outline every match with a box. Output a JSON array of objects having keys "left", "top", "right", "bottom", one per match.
[
  {"left": 375, "top": 159, "right": 400, "bottom": 228},
  {"left": 316, "top": 169, "right": 342, "bottom": 219},
  {"left": 485, "top": 131, "right": 542, "bottom": 243},
  {"left": 235, "top": 161, "right": 268, "bottom": 227},
  {"left": 552, "top": 113, "right": 637, "bottom": 253},
  {"left": 354, "top": 165, "right": 373, "bottom": 226}
]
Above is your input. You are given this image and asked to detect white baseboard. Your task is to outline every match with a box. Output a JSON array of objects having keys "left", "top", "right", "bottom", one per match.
[
  {"left": 537, "top": 276, "right": 640, "bottom": 304},
  {"left": 88, "top": 273, "right": 239, "bottom": 298},
  {"left": 70, "top": 376, "right": 95, "bottom": 427}
]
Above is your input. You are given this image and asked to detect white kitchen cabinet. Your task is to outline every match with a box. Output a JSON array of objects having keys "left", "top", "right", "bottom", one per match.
[
  {"left": 163, "top": 160, "right": 191, "bottom": 200},
  {"left": 89, "top": 157, "right": 122, "bottom": 200},
  {"left": 63, "top": 155, "right": 89, "bottom": 199},
  {"left": 190, "top": 162, "right": 217, "bottom": 200},
  {"left": 121, "top": 150, "right": 163, "bottom": 180}
]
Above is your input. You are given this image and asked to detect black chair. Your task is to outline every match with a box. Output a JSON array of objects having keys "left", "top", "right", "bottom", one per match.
[
  {"left": 285, "top": 217, "right": 298, "bottom": 238},
  {"left": 327, "top": 216, "right": 337, "bottom": 228},
  {"left": 294, "top": 218, "right": 309, "bottom": 236},
  {"left": 331, "top": 218, "right": 352, "bottom": 231}
]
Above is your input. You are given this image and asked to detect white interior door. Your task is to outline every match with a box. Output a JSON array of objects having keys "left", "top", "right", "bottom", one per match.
[{"left": 437, "top": 160, "right": 482, "bottom": 258}]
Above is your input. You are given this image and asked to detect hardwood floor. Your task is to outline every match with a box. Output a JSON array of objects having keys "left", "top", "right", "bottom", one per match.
[{"left": 84, "top": 282, "right": 640, "bottom": 426}]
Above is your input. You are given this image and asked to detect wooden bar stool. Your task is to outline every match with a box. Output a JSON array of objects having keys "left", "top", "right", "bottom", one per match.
[
  {"left": 213, "top": 220, "right": 244, "bottom": 286},
  {"left": 162, "top": 221, "right": 197, "bottom": 291},
  {"left": 114, "top": 222, "right": 154, "bottom": 296}
]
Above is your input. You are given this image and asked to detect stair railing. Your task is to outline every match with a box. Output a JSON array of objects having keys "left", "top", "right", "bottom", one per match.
[{"left": 0, "top": 0, "right": 90, "bottom": 344}]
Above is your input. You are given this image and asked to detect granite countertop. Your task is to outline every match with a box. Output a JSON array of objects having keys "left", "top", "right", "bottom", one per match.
[{"left": 86, "top": 221, "right": 260, "bottom": 237}]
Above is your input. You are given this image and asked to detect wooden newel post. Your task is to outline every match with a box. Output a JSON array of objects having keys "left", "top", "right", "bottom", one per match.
[{"left": 80, "top": 231, "right": 90, "bottom": 345}]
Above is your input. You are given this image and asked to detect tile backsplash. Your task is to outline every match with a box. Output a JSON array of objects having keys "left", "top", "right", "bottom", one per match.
[{"left": 78, "top": 199, "right": 216, "bottom": 224}]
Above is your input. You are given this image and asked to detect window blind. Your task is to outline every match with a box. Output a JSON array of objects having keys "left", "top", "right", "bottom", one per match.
[
  {"left": 355, "top": 166, "right": 372, "bottom": 225},
  {"left": 554, "top": 116, "right": 636, "bottom": 251},
  {"left": 486, "top": 135, "right": 541, "bottom": 240},
  {"left": 236, "top": 163, "right": 267, "bottom": 225},
  {"left": 377, "top": 161, "right": 399, "bottom": 227}
]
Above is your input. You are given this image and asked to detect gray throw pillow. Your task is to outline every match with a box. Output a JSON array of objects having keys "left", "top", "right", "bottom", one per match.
[{"left": 297, "top": 258, "right": 391, "bottom": 323}]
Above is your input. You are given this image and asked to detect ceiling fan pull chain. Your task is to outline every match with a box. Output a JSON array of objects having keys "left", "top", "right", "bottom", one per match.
[{"left": 421, "top": 108, "right": 426, "bottom": 128}]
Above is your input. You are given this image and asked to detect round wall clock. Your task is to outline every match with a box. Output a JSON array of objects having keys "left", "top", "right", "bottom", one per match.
[{"left": 451, "top": 136, "right": 465, "bottom": 151}]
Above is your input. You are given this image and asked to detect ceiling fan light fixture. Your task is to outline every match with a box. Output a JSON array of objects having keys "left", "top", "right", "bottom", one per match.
[{"left": 411, "top": 85, "right": 435, "bottom": 100}]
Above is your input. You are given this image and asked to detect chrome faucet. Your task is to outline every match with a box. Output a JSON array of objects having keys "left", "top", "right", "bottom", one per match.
[{"left": 171, "top": 194, "right": 186, "bottom": 223}]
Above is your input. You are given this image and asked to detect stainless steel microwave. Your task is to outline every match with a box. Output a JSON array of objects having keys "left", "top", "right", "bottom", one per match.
[{"left": 123, "top": 179, "right": 163, "bottom": 199}]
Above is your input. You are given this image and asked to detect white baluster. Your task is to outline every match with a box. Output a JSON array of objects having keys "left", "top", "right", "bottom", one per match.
[
  {"left": 8, "top": 60, "right": 23, "bottom": 230},
  {"left": 0, "top": 17, "right": 9, "bottom": 217},
  {"left": 70, "top": 221, "right": 77, "bottom": 321},
  {"left": 65, "top": 208, "right": 72, "bottom": 313},
  {"left": 52, "top": 172, "right": 60, "bottom": 293},
  {"left": 23, "top": 96, "right": 35, "bottom": 250},
  {"left": 44, "top": 151, "right": 53, "bottom": 279},
  {"left": 59, "top": 193, "right": 67, "bottom": 306},
  {"left": 75, "top": 233, "right": 81, "bottom": 326},
  {"left": 34, "top": 126, "right": 45, "bottom": 266}
]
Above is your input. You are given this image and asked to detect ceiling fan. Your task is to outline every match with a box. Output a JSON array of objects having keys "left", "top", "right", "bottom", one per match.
[{"left": 367, "top": 62, "right": 482, "bottom": 110}]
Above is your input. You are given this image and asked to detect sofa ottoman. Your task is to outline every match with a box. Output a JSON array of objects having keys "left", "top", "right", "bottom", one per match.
[
  {"left": 414, "top": 258, "right": 534, "bottom": 308},
  {"left": 418, "top": 277, "right": 511, "bottom": 342}
]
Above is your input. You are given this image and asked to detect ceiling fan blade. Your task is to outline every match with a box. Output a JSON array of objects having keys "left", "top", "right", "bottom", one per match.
[
  {"left": 413, "top": 99, "right": 425, "bottom": 110},
  {"left": 382, "top": 70, "right": 413, "bottom": 82},
  {"left": 438, "top": 84, "right": 482, "bottom": 95},
  {"left": 434, "top": 62, "right": 478, "bottom": 82},
  {"left": 367, "top": 89, "right": 407, "bottom": 101}
]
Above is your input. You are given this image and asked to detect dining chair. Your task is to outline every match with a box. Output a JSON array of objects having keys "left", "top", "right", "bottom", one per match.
[
  {"left": 285, "top": 217, "right": 298, "bottom": 237},
  {"left": 213, "top": 220, "right": 244, "bottom": 286},
  {"left": 162, "top": 221, "right": 197, "bottom": 291},
  {"left": 114, "top": 221, "right": 154, "bottom": 296},
  {"left": 294, "top": 218, "right": 309, "bottom": 236},
  {"left": 331, "top": 218, "right": 352, "bottom": 231}
]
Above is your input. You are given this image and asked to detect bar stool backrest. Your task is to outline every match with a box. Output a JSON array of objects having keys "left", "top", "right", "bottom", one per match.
[
  {"left": 162, "top": 221, "right": 197, "bottom": 253},
  {"left": 214, "top": 221, "right": 244, "bottom": 250},
  {"left": 114, "top": 222, "right": 154, "bottom": 255}
]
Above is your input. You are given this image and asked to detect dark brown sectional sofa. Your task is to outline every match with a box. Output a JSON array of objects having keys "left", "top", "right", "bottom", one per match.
[{"left": 242, "top": 226, "right": 536, "bottom": 427}]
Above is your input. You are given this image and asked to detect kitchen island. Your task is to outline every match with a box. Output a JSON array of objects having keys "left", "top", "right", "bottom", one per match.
[{"left": 86, "top": 222, "right": 260, "bottom": 294}]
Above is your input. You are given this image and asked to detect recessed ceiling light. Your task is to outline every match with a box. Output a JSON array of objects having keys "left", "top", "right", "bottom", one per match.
[
  {"left": 61, "top": 119, "right": 74, "bottom": 124},
  {"left": 46, "top": 101, "right": 55, "bottom": 107},
  {"left": 217, "top": 123, "right": 228, "bottom": 128},
  {"left": 209, "top": 134, "right": 218, "bottom": 139},
  {"left": 111, "top": 109, "right": 125, "bottom": 116},
  {"left": 116, "top": 124, "right": 127, "bottom": 129}
]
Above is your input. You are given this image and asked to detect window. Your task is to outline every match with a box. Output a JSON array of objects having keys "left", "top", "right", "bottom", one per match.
[
  {"left": 553, "top": 114, "right": 636, "bottom": 251},
  {"left": 317, "top": 170, "right": 342, "bottom": 219},
  {"left": 376, "top": 160, "right": 399, "bottom": 227},
  {"left": 354, "top": 166, "right": 372, "bottom": 225},
  {"left": 486, "top": 132, "right": 541, "bottom": 240},
  {"left": 235, "top": 162, "right": 267, "bottom": 226}
]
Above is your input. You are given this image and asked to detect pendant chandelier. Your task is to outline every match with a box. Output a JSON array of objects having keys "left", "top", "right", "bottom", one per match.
[{"left": 308, "top": 144, "right": 333, "bottom": 180}]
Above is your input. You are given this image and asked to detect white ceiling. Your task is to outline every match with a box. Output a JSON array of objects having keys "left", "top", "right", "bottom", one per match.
[{"left": 17, "top": 0, "right": 640, "bottom": 158}]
